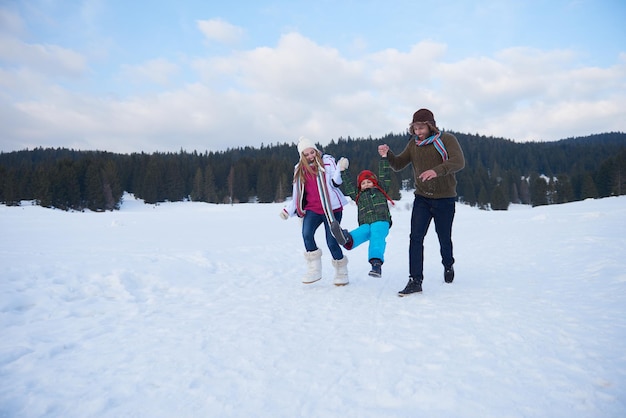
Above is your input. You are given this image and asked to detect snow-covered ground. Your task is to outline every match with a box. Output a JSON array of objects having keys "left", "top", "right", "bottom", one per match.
[{"left": 1, "top": 192, "right": 625, "bottom": 418}]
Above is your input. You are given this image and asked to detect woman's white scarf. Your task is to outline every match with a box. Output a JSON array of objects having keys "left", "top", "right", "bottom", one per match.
[{"left": 295, "top": 162, "right": 337, "bottom": 225}]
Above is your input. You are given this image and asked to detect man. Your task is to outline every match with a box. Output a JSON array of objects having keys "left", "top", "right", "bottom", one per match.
[{"left": 378, "top": 108, "right": 465, "bottom": 296}]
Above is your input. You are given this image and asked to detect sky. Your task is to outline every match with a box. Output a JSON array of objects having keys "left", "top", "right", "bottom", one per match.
[
  {"left": 1, "top": 191, "right": 625, "bottom": 417},
  {"left": 0, "top": 0, "right": 625, "bottom": 154}
]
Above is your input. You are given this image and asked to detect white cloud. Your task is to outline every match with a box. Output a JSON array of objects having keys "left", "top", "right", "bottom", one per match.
[
  {"left": 1, "top": 28, "right": 624, "bottom": 153},
  {"left": 0, "top": 37, "right": 87, "bottom": 78},
  {"left": 0, "top": 8, "right": 25, "bottom": 36},
  {"left": 428, "top": 46, "right": 626, "bottom": 140},
  {"left": 197, "top": 18, "right": 244, "bottom": 45},
  {"left": 118, "top": 58, "right": 180, "bottom": 85}
]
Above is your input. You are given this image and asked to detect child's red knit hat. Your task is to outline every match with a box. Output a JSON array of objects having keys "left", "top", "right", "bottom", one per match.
[
  {"left": 357, "top": 170, "right": 377, "bottom": 190},
  {"left": 355, "top": 170, "right": 395, "bottom": 206}
]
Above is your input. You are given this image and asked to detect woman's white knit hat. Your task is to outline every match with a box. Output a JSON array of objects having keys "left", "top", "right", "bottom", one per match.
[{"left": 297, "top": 136, "right": 318, "bottom": 155}]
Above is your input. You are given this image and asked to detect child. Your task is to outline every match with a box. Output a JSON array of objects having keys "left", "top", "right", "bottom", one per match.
[{"left": 336, "top": 157, "right": 394, "bottom": 277}]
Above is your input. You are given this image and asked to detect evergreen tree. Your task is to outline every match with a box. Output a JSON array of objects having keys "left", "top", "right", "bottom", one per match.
[
  {"left": 34, "top": 164, "right": 53, "bottom": 208},
  {"left": 580, "top": 174, "right": 599, "bottom": 199},
  {"left": 275, "top": 173, "right": 289, "bottom": 203},
  {"left": 233, "top": 161, "right": 250, "bottom": 203},
  {"left": 596, "top": 150, "right": 626, "bottom": 197},
  {"left": 102, "top": 159, "right": 122, "bottom": 210},
  {"left": 457, "top": 173, "right": 476, "bottom": 206},
  {"left": 203, "top": 164, "right": 218, "bottom": 203},
  {"left": 0, "top": 168, "right": 19, "bottom": 205},
  {"left": 478, "top": 185, "right": 489, "bottom": 210},
  {"left": 53, "top": 159, "right": 81, "bottom": 210},
  {"left": 490, "top": 185, "right": 509, "bottom": 210},
  {"left": 141, "top": 156, "right": 162, "bottom": 204},
  {"left": 190, "top": 167, "right": 204, "bottom": 201},
  {"left": 81, "top": 158, "right": 121, "bottom": 211},
  {"left": 256, "top": 166, "right": 273, "bottom": 203},
  {"left": 519, "top": 177, "right": 531, "bottom": 204},
  {"left": 615, "top": 150, "right": 626, "bottom": 196},
  {"left": 510, "top": 182, "right": 520, "bottom": 204},
  {"left": 555, "top": 174, "right": 574, "bottom": 203},
  {"left": 530, "top": 175, "right": 548, "bottom": 207},
  {"left": 227, "top": 166, "right": 235, "bottom": 205},
  {"left": 163, "top": 157, "right": 185, "bottom": 201},
  {"left": 547, "top": 177, "right": 557, "bottom": 204},
  {"left": 84, "top": 160, "right": 105, "bottom": 210}
]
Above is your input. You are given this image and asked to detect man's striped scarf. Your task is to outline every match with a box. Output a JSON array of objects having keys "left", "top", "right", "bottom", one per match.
[{"left": 415, "top": 132, "right": 448, "bottom": 161}]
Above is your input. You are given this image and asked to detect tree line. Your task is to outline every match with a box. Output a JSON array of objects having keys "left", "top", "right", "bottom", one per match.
[{"left": 0, "top": 131, "right": 625, "bottom": 211}]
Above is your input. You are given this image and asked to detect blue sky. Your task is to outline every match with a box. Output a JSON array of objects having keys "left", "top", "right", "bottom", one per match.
[{"left": 0, "top": 0, "right": 624, "bottom": 153}]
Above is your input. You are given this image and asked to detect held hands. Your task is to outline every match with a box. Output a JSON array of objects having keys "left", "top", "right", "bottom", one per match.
[
  {"left": 279, "top": 208, "right": 289, "bottom": 220},
  {"left": 378, "top": 144, "right": 389, "bottom": 158},
  {"left": 337, "top": 157, "right": 349, "bottom": 171}
]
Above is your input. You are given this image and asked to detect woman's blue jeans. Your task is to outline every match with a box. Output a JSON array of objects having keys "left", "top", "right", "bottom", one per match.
[
  {"left": 302, "top": 210, "right": 344, "bottom": 260},
  {"left": 409, "top": 195, "right": 456, "bottom": 279}
]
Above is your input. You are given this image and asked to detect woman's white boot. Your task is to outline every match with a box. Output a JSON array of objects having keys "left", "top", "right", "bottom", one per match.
[
  {"left": 302, "top": 249, "right": 322, "bottom": 284},
  {"left": 332, "top": 256, "right": 349, "bottom": 286}
]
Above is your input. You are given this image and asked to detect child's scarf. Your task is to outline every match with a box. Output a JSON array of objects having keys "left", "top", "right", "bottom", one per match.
[
  {"left": 415, "top": 132, "right": 448, "bottom": 161},
  {"left": 356, "top": 184, "right": 395, "bottom": 207}
]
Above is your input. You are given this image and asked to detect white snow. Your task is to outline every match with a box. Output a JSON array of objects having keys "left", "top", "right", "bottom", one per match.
[{"left": 1, "top": 192, "right": 625, "bottom": 417}]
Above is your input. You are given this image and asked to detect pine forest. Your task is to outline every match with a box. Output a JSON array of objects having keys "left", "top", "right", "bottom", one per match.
[{"left": 1, "top": 131, "right": 625, "bottom": 211}]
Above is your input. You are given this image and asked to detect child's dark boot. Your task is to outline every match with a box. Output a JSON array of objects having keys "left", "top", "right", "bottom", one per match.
[{"left": 368, "top": 258, "right": 382, "bottom": 277}]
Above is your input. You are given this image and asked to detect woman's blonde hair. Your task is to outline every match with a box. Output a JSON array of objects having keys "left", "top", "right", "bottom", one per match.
[{"left": 293, "top": 150, "right": 323, "bottom": 183}]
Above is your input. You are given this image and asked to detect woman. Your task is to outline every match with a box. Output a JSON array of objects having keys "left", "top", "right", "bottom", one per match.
[{"left": 280, "top": 137, "right": 350, "bottom": 286}]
